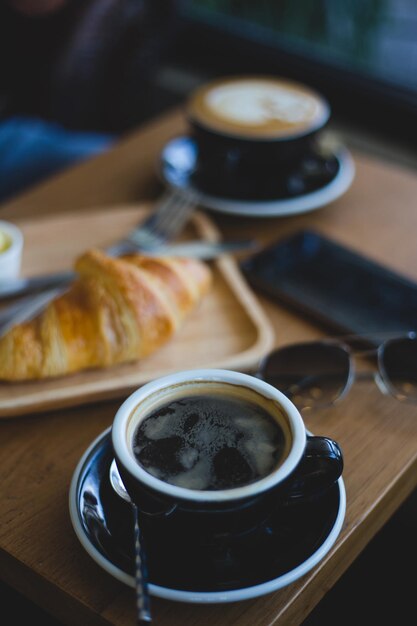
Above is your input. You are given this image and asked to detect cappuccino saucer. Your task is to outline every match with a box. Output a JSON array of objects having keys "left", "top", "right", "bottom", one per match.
[
  {"left": 159, "top": 135, "right": 355, "bottom": 218},
  {"left": 69, "top": 428, "right": 346, "bottom": 604}
]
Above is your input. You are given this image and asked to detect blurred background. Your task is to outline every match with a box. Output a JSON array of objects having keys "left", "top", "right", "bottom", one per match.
[
  {"left": 0, "top": 3, "right": 416, "bottom": 622},
  {"left": 0, "top": 0, "right": 417, "bottom": 201}
]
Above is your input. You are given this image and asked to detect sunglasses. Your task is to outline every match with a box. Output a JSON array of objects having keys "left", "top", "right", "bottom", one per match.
[{"left": 256, "top": 332, "right": 417, "bottom": 410}]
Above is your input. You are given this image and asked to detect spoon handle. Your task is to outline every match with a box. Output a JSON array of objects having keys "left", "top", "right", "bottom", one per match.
[{"left": 133, "top": 504, "right": 152, "bottom": 624}]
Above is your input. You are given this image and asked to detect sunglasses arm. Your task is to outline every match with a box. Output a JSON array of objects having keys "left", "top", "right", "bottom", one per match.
[{"left": 373, "top": 372, "right": 391, "bottom": 396}]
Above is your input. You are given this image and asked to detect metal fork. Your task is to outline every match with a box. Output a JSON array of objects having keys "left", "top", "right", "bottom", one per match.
[
  {"left": 0, "top": 188, "right": 197, "bottom": 337},
  {"left": 105, "top": 188, "right": 198, "bottom": 257},
  {"left": 1, "top": 188, "right": 198, "bottom": 297}
]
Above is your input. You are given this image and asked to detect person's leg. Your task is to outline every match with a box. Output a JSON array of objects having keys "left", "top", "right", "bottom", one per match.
[{"left": 0, "top": 116, "right": 114, "bottom": 201}]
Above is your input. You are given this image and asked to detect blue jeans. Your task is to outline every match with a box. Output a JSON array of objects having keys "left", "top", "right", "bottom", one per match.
[{"left": 0, "top": 116, "right": 114, "bottom": 202}]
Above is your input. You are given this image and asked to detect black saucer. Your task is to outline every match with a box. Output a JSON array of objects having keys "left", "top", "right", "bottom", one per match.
[
  {"left": 69, "top": 428, "right": 346, "bottom": 603},
  {"left": 159, "top": 135, "right": 355, "bottom": 218}
]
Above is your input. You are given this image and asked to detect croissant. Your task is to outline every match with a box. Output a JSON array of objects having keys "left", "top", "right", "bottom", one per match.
[{"left": 0, "top": 249, "right": 212, "bottom": 381}]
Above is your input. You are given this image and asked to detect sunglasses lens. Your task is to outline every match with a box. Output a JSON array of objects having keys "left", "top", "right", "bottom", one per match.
[
  {"left": 380, "top": 337, "right": 417, "bottom": 401},
  {"left": 260, "top": 342, "right": 351, "bottom": 409}
]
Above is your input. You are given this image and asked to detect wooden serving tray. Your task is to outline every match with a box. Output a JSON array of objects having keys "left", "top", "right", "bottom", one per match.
[{"left": 0, "top": 204, "right": 275, "bottom": 417}]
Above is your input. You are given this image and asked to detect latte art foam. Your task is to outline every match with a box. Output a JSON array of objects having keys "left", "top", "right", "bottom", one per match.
[
  {"left": 206, "top": 82, "right": 319, "bottom": 127},
  {"left": 187, "top": 76, "right": 329, "bottom": 140},
  {"left": 132, "top": 392, "right": 288, "bottom": 491}
]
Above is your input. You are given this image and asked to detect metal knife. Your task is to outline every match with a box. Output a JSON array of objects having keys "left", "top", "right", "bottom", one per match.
[
  {"left": 0, "top": 287, "right": 66, "bottom": 339},
  {"left": 0, "top": 239, "right": 258, "bottom": 301},
  {"left": 0, "top": 239, "right": 259, "bottom": 337}
]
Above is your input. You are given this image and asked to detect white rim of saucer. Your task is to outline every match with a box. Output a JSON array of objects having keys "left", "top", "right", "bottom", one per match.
[
  {"left": 69, "top": 427, "right": 346, "bottom": 604},
  {"left": 161, "top": 141, "right": 355, "bottom": 218}
]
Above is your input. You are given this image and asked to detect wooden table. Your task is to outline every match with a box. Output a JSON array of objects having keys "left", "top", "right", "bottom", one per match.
[{"left": 1, "top": 109, "right": 417, "bottom": 626}]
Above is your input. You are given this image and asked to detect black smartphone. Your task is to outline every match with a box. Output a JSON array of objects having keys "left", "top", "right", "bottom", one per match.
[{"left": 240, "top": 229, "right": 417, "bottom": 342}]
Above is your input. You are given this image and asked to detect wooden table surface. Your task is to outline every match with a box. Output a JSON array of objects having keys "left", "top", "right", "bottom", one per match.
[{"left": 1, "top": 109, "right": 417, "bottom": 626}]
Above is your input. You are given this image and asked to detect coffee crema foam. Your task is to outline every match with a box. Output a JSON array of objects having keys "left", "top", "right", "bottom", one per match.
[
  {"left": 187, "top": 77, "right": 329, "bottom": 140},
  {"left": 129, "top": 383, "right": 292, "bottom": 491}
]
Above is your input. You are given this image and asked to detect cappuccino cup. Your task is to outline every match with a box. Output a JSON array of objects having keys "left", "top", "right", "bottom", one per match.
[
  {"left": 112, "top": 369, "right": 343, "bottom": 556},
  {"left": 185, "top": 75, "right": 331, "bottom": 199}
]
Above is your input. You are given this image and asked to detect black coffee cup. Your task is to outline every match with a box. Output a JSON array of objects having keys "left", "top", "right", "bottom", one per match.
[
  {"left": 112, "top": 369, "right": 343, "bottom": 550},
  {"left": 185, "top": 75, "right": 331, "bottom": 200}
]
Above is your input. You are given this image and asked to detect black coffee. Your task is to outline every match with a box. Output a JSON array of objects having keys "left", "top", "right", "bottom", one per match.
[{"left": 132, "top": 392, "right": 288, "bottom": 490}]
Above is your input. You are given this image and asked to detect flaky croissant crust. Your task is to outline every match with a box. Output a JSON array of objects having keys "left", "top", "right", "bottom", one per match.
[{"left": 0, "top": 249, "right": 212, "bottom": 381}]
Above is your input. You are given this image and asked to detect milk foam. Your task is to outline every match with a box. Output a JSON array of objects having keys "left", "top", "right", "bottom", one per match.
[{"left": 205, "top": 81, "right": 319, "bottom": 127}]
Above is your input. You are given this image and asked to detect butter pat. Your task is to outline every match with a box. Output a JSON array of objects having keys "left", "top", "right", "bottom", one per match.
[
  {"left": 0, "top": 230, "right": 11, "bottom": 254},
  {"left": 0, "top": 220, "right": 23, "bottom": 278}
]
